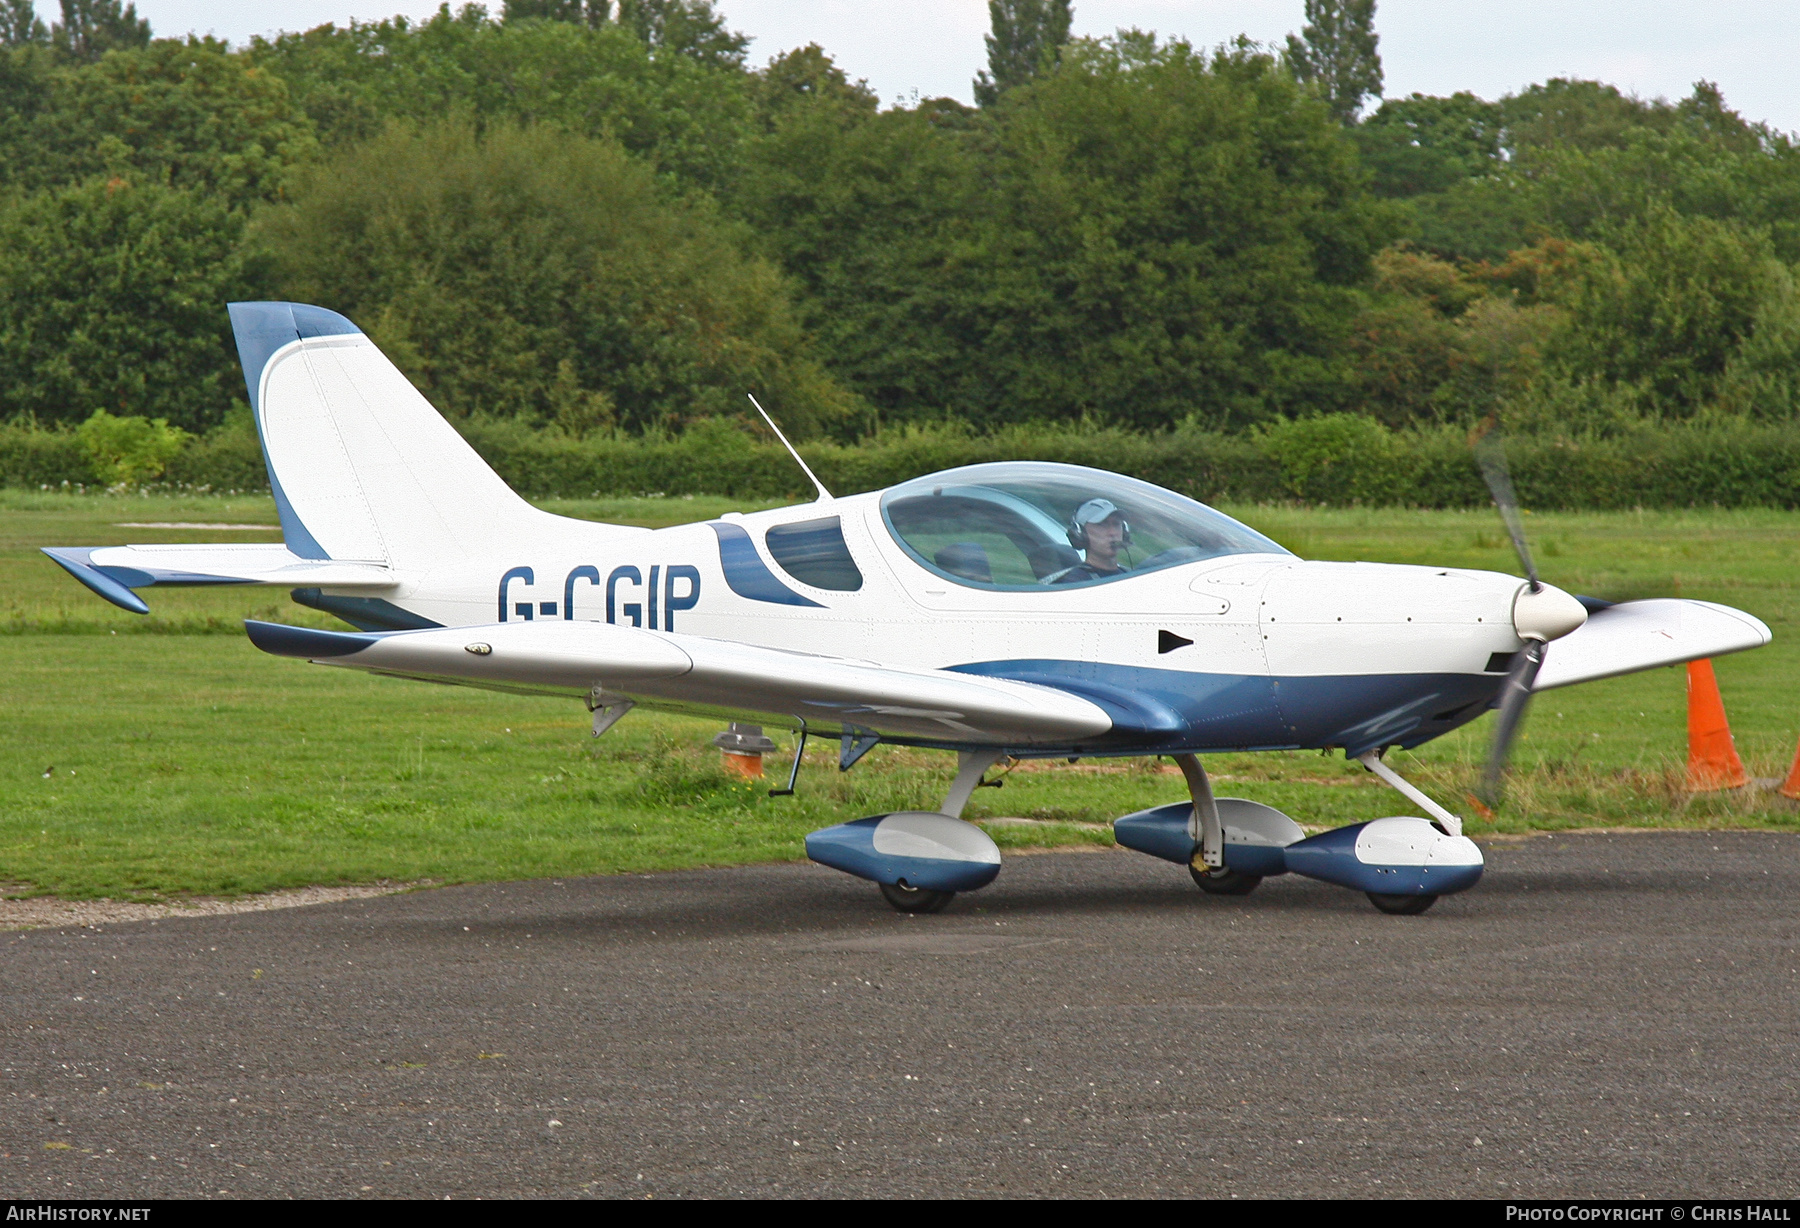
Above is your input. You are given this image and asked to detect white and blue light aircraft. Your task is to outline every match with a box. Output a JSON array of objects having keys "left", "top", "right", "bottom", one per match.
[{"left": 44, "top": 303, "right": 1774, "bottom": 914}]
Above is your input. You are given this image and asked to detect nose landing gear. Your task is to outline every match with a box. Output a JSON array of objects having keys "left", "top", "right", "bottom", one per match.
[{"left": 1116, "top": 752, "right": 1482, "bottom": 913}]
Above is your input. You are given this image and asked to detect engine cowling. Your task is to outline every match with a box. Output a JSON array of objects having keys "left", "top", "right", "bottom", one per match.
[{"left": 805, "top": 811, "right": 1002, "bottom": 893}]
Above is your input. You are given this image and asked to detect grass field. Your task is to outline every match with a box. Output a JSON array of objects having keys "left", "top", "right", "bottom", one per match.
[{"left": 3, "top": 490, "right": 1797, "bottom": 900}]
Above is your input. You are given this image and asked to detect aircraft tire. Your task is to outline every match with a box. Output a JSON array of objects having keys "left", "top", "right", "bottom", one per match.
[
  {"left": 1366, "top": 891, "right": 1439, "bottom": 915},
  {"left": 879, "top": 881, "right": 955, "bottom": 914},
  {"left": 1189, "top": 865, "right": 1262, "bottom": 896}
]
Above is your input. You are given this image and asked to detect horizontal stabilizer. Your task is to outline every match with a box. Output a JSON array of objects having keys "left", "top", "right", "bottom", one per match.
[
  {"left": 244, "top": 618, "right": 1114, "bottom": 746},
  {"left": 1532, "top": 599, "right": 1771, "bottom": 691},
  {"left": 42, "top": 545, "right": 396, "bottom": 613}
]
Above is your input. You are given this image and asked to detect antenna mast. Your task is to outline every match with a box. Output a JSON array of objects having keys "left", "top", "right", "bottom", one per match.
[{"left": 747, "top": 394, "right": 832, "bottom": 503}]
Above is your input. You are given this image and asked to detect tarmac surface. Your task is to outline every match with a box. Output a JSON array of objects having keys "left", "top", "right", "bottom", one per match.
[{"left": 2, "top": 830, "right": 1798, "bottom": 1200}]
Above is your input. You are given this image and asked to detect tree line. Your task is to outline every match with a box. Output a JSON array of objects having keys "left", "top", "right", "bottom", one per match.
[{"left": 2, "top": 0, "right": 1798, "bottom": 446}]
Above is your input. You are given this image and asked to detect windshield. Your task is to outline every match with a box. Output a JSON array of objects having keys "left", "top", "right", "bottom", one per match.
[{"left": 879, "top": 462, "right": 1289, "bottom": 590}]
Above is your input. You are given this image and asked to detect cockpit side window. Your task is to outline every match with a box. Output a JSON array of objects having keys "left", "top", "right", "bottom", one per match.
[
  {"left": 878, "top": 462, "right": 1289, "bottom": 591},
  {"left": 881, "top": 496, "right": 1056, "bottom": 586},
  {"left": 765, "top": 516, "right": 863, "bottom": 591}
]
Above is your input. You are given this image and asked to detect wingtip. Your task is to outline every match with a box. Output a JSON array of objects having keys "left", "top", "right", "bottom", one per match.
[
  {"left": 1682, "top": 599, "right": 1773, "bottom": 647},
  {"left": 42, "top": 547, "right": 150, "bottom": 615}
]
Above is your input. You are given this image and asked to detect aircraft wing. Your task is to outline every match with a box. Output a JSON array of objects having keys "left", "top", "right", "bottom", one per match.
[
  {"left": 245, "top": 619, "right": 1114, "bottom": 746},
  {"left": 43, "top": 545, "right": 396, "bottom": 614},
  {"left": 1532, "top": 599, "right": 1771, "bottom": 692}
]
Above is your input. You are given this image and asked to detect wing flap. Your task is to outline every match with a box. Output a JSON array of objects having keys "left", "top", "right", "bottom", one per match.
[
  {"left": 1532, "top": 599, "right": 1771, "bottom": 691},
  {"left": 246, "top": 619, "right": 1114, "bottom": 745}
]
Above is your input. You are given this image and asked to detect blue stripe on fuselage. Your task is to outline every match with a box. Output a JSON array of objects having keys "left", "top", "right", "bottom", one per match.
[{"left": 948, "top": 659, "right": 1502, "bottom": 755}]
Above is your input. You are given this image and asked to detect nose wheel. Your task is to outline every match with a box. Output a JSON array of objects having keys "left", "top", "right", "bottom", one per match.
[
  {"left": 1367, "top": 892, "right": 1438, "bottom": 915},
  {"left": 880, "top": 881, "right": 955, "bottom": 913}
]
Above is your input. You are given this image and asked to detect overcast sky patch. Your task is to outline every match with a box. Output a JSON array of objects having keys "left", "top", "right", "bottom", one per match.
[{"left": 123, "top": 0, "right": 1800, "bottom": 134}]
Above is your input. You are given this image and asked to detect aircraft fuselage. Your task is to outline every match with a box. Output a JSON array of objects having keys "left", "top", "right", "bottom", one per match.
[{"left": 341, "top": 491, "right": 1537, "bottom": 758}]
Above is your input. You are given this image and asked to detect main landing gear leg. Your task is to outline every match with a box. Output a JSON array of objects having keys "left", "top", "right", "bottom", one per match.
[
  {"left": 877, "top": 750, "right": 1003, "bottom": 916},
  {"left": 942, "top": 749, "right": 1003, "bottom": 820},
  {"left": 1175, "top": 753, "right": 1260, "bottom": 896}
]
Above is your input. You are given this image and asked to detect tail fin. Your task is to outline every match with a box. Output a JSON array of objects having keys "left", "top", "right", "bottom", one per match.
[{"left": 229, "top": 302, "right": 560, "bottom": 568}]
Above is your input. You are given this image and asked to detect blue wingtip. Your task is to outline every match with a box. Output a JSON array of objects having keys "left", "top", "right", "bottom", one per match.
[
  {"left": 244, "top": 620, "right": 382, "bottom": 659},
  {"left": 42, "top": 548, "right": 150, "bottom": 615}
]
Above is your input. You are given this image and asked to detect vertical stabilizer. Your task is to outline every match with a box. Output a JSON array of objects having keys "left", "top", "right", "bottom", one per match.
[{"left": 228, "top": 302, "right": 558, "bottom": 569}]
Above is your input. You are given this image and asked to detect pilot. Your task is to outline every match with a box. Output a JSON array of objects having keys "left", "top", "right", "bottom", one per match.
[{"left": 1055, "top": 498, "right": 1132, "bottom": 583}]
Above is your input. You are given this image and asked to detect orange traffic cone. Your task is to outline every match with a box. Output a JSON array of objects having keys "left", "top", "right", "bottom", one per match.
[
  {"left": 1686, "top": 658, "right": 1750, "bottom": 792},
  {"left": 713, "top": 722, "right": 776, "bottom": 780},
  {"left": 1777, "top": 736, "right": 1800, "bottom": 801},
  {"left": 720, "top": 751, "right": 764, "bottom": 780}
]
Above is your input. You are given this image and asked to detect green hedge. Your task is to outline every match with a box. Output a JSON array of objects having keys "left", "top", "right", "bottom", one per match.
[
  {"left": 455, "top": 419, "right": 1289, "bottom": 503},
  {"left": 0, "top": 424, "right": 91, "bottom": 489},
  {"left": 436, "top": 417, "right": 1800, "bottom": 509},
  {"left": 5, "top": 414, "right": 1799, "bottom": 509},
  {"left": 161, "top": 426, "right": 268, "bottom": 492}
]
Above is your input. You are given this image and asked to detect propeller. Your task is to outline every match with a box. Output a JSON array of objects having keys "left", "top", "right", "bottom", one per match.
[
  {"left": 1471, "top": 417, "right": 1539, "bottom": 595},
  {"left": 1479, "top": 639, "right": 1545, "bottom": 808},
  {"left": 1471, "top": 418, "right": 1549, "bottom": 810}
]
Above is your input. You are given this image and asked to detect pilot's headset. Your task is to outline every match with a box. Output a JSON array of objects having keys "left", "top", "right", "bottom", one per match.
[{"left": 1067, "top": 498, "right": 1131, "bottom": 550}]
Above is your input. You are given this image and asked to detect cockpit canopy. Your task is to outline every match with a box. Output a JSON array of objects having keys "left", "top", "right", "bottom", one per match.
[{"left": 879, "top": 462, "right": 1289, "bottom": 590}]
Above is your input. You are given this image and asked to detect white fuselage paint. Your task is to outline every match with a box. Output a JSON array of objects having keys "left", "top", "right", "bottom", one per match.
[{"left": 351, "top": 491, "right": 1533, "bottom": 682}]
